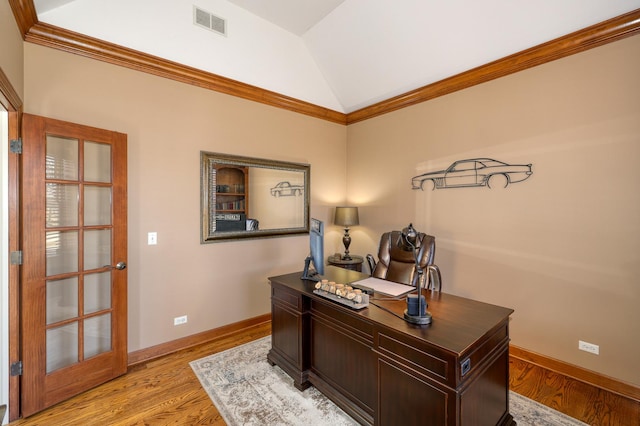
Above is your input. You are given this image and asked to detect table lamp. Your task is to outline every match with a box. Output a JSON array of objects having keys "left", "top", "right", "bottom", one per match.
[
  {"left": 400, "top": 223, "right": 432, "bottom": 325},
  {"left": 334, "top": 206, "right": 359, "bottom": 260}
]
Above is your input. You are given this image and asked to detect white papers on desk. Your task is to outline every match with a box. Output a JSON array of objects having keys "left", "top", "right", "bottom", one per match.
[{"left": 351, "top": 277, "right": 414, "bottom": 297}]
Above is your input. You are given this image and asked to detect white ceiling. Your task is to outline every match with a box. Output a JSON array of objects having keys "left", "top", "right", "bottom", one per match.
[
  {"left": 227, "top": 0, "right": 346, "bottom": 36},
  {"left": 33, "top": 0, "right": 640, "bottom": 114}
]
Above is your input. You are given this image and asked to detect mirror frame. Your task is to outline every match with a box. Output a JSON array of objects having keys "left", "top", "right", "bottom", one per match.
[{"left": 200, "top": 151, "right": 310, "bottom": 243}]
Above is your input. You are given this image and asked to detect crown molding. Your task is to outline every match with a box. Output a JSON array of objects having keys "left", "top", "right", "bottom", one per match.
[
  {"left": 8, "top": 0, "right": 37, "bottom": 38},
  {"left": 9, "top": 2, "right": 640, "bottom": 126},
  {"left": 22, "top": 21, "right": 347, "bottom": 124},
  {"left": 346, "top": 9, "right": 640, "bottom": 124}
]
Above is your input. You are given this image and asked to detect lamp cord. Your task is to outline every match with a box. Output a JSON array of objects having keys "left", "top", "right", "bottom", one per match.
[{"left": 369, "top": 297, "right": 406, "bottom": 321}]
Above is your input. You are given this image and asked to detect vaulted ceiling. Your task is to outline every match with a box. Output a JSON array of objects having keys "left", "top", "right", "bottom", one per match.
[{"left": 13, "top": 1, "right": 640, "bottom": 123}]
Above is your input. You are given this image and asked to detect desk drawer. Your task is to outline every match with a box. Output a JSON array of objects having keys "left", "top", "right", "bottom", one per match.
[
  {"left": 377, "top": 332, "right": 452, "bottom": 383},
  {"left": 271, "top": 282, "right": 303, "bottom": 311},
  {"left": 311, "top": 298, "right": 374, "bottom": 340}
]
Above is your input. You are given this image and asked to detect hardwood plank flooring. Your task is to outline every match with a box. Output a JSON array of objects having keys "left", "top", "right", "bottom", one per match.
[
  {"left": 9, "top": 322, "right": 271, "bottom": 425},
  {"left": 10, "top": 320, "right": 632, "bottom": 425},
  {"left": 510, "top": 356, "right": 640, "bottom": 426}
]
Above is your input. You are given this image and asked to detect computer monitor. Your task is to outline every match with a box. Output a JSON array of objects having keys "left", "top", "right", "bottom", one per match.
[{"left": 301, "top": 218, "right": 324, "bottom": 280}]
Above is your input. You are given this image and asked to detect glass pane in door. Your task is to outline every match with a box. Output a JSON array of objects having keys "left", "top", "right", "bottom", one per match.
[
  {"left": 46, "top": 135, "right": 79, "bottom": 180},
  {"left": 46, "top": 277, "right": 78, "bottom": 324},
  {"left": 46, "top": 183, "right": 79, "bottom": 228},
  {"left": 85, "top": 272, "right": 111, "bottom": 314},
  {"left": 46, "top": 230, "right": 79, "bottom": 276},
  {"left": 84, "top": 229, "right": 111, "bottom": 270},
  {"left": 84, "top": 141, "right": 111, "bottom": 183},
  {"left": 46, "top": 322, "right": 78, "bottom": 373},
  {"left": 84, "top": 314, "right": 111, "bottom": 359},
  {"left": 84, "top": 186, "right": 112, "bottom": 226}
]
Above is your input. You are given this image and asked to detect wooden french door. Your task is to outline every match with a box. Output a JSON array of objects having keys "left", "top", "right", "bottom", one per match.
[{"left": 20, "top": 114, "right": 128, "bottom": 417}]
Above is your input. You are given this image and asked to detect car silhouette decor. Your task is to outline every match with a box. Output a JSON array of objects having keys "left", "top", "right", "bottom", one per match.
[
  {"left": 411, "top": 158, "right": 533, "bottom": 190},
  {"left": 270, "top": 181, "right": 304, "bottom": 197}
]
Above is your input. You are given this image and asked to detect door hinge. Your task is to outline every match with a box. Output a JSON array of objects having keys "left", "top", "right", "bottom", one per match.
[
  {"left": 10, "top": 251, "right": 23, "bottom": 265},
  {"left": 10, "top": 138, "right": 22, "bottom": 154},
  {"left": 10, "top": 361, "right": 23, "bottom": 376}
]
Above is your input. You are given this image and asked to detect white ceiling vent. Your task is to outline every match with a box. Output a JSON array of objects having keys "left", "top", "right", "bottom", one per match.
[{"left": 193, "top": 6, "right": 227, "bottom": 36}]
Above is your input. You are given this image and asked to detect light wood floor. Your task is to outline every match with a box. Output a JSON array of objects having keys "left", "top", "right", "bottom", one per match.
[
  {"left": 9, "top": 322, "right": 271, "bottom": 425},
  {"left": 9, "top": 320, "right": 626, "bottom": 425}
]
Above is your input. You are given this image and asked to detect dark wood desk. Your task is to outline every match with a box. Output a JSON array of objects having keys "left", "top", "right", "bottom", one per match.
[{"left": 267, "top": 266, "right": 515, "bottom": 426}]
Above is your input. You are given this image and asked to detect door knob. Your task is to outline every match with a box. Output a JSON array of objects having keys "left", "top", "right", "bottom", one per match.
[{"left": 115, "top": 261, "right": 127, "bottom": 270}]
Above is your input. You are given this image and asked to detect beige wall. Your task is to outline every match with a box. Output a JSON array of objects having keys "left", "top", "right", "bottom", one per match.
[
  {"left": 0, "top": 0, "right": 24, "bottom": 101},
  {"left": 23, "top": 43, "right": 348, "bottom": 352},
  {"left": 347, "top": 35, "right": 640, "bottom": 386}
]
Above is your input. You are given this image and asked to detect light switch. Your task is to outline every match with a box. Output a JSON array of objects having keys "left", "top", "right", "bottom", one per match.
[{"left": 148, "top": 232, "right": 157, "bottom": 245}]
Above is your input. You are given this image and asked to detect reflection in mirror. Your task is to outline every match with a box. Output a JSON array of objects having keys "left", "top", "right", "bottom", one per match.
[{"left": 201, "top": 151, "right": 310, "bottom": 242}]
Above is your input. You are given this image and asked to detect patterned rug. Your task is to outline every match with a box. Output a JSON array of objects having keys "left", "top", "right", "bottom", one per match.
[{"left": 190, "top": 336, "right": 587, "bottom": 426}]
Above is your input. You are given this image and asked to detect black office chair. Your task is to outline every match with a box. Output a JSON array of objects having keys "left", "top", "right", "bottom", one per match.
[{"left": 367, "top": 230, "right": 442, "bottom": 291}]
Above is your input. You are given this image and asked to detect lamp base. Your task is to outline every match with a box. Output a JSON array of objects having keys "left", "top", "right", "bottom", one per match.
[
  {"left": 404, "top": 310, "right": 432, "bottom": 325},
  {"left": 341, "top": 227, "right": 352, "bottom": 260}
]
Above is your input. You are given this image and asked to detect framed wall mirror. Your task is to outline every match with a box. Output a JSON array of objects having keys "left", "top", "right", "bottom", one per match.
[{"left": 201, "top": 151, "right": 310, "bottom": 242}]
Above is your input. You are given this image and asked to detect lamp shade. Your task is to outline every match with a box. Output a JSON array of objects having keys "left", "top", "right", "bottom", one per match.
[{"left": 334, "top": 206, "right": 359, "bottom": 227}]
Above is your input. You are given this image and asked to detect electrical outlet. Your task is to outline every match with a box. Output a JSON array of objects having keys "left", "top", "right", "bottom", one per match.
[
  {"left": 174, "top": 315, "right": 187, "bottom": 326},
  {"left": 578, "top": 340, "right": 599, "bottom": 355},
  {"left": 148, "top": 232, "right": 157, "bottom": 245}
]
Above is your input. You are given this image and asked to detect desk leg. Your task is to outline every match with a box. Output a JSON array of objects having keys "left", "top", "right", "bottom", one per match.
[{"left": 269, "top": 288, "right": 311, "bottom": 391}]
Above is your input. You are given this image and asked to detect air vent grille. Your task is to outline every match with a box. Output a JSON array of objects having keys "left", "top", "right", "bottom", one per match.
[{"left": 193, "top": 6, "right": 226, "bottom": 36}]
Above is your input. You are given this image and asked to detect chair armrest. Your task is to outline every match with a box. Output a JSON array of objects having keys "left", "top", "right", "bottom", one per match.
[
  {"left": 366, "top": 254, "right": 376, "bottom": 275},
  {"left": 426, "top": 265, "right": 442, "bottom": 291}
]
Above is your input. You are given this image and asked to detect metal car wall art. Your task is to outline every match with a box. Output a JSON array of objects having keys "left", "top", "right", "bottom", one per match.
[
  {"left": 411, "top": 158, "right": 533, "bottom": 190},
  {"left": 270, "top": 181, "right": 304, "bottom": 196}
]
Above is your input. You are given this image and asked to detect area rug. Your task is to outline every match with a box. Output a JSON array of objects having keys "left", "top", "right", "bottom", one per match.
[{"left": 190, "top": 336, "right": 587, "bottom": 426}]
